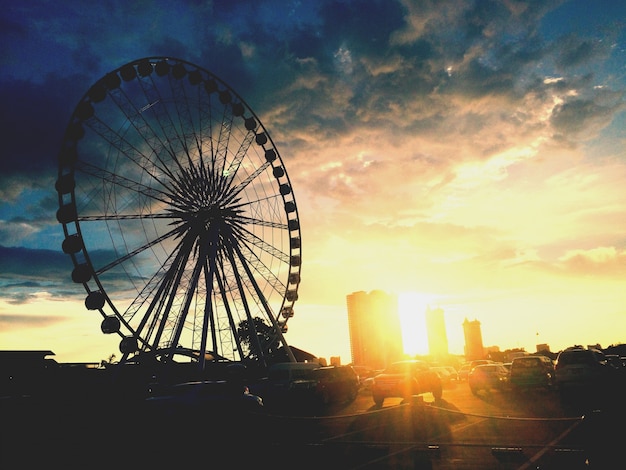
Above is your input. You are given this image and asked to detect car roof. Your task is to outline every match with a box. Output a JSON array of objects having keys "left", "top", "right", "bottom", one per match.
[
  {"left": 512, "top": 355, "right": 551, "bottom": 362},
  {"left": 473, "top": 363, "right": 504, "bottom": 370}
]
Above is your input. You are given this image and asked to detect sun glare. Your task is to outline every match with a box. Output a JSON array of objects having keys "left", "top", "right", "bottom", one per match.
[{"left": 398, "top": 292, "right": 431, "bottom": 356}]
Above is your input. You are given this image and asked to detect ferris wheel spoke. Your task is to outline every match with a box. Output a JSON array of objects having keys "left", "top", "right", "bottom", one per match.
[
  {"left": 76, "top": 160, "right": 172, "bottom": 206},
  {"left": 165, "top": 69, "right": 206, "bottom": 167},
  {"left": 229, "top": 236, "right": 291, "bottom": 353},
  {"left": 83, "top": 113, "right": 176, "bottom": 187},
  {"left": 108, "top": 67, "right": 210, "bottom": 181},
  {"left": 150, "top": 236, "right": 197, "bottom": 349},
  {"left": 222, "top": 127, "right": 256, "bottom": 184},
  {"left": 168, "top": 244, "right": 207, "bottom": 352},
  {"left": 196, "top": 257, "right": 216, "bottom": 364},
  {"left": 142, "top": 275, "right": 179, "bottom": 349},
  {"left": 107, "top": 86, "right": 184, "bottom": 180},
  {"left": 235, "top": 235, "right": 288, "bottom": 294},
  {"left": 120, "top": 246, "right": 179, "bottom": 324},
  {"left": 220, "top": 241, "right": 269, "bottom": 361},
  {"left": 138, "top": 67, "right": 200, "bottom": 175},
  {"left": 238, "top": 227, "right": 290, "bottom": 264},
  {"left": 214, "top": 103, "right": 234, "bottom": 185},
  {"left": 213, "top": 264, "right": 246, "bottom": 359},
  {"left": 77, "top": 212, "right": 175, "bottom": 222},
  {"left": 223, "top": 159, "right": 272, "bottom": 204},
  {"left": 125, "top": 231, "right": 194, "bottom": 346},
  {"left": 235, "top": 215, "right": 289, "bottom": 230},
  {"left": 93, "top": 226, "right": 181, "bottom": 276}
]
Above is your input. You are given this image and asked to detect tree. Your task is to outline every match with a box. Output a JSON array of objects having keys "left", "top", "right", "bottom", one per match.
[
  {"left": 100, "top": 353, "right": 117, "bottom": 367},
  {"left": 237, "top": 317, "right": 281, "bottom": 361}
]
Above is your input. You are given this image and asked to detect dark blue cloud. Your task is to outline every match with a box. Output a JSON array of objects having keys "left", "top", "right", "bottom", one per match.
[
  {"left": 0, "top": 245, "right": 72, "bottom": 278},
  {"left": 0, "top": 75, "right": 83, "bottom": 178}
]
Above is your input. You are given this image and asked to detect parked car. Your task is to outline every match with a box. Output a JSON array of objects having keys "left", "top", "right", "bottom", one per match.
[
  {"left": 431, "top": 366, "right": 456, "bottom": 387},
  {"left": 444, "top": 366, "right": 460, "bottom": 381},
  {"left": 144, "top": 380, "right": 264, "bottom": 417},
  {"left": 371, "top": 360, "right": 443, "bottom": 406},
  {"left": 509, "top": 355, "right": 554, "bottom": 391},
  {"left": 470, "top": 359, "right": 495, "bottom": 369},
  {"left": 312, "top": 365, "right": 360, "bottom": 405},
  {"left": 554, "top": 347, "right": 613, "bottom": 392},
  {"left": 259, "top": 362, "right": 320, "bottom": 408},
  {"left": 351, "top": 365, "right": 376, "bottom": 387},
  {"left": 458, "top": 363, "right": 472, "bottom": 381},
  {"left": 468, "top": 363, "right": 509, "bottom": 395}
]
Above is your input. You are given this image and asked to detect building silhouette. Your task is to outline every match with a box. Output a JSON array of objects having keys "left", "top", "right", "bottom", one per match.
[
  {"left": 346, "top": 290, "right": 403, "bottom": 369},
  {"left": 425, "top": 306, "right": 449, "bottom": 357},
  {"left": 463, "top": 318, "right": 485, "bottom": 360}
]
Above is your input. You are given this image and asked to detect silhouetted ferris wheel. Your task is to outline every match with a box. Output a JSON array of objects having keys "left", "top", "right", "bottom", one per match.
[{"left": 55, "top": 57, "right": 301, "bottom": 368}]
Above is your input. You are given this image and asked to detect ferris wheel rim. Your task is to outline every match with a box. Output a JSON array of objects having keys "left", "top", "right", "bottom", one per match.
[{"left": 56, "top": 56, "right": 302, "bottom": 365}]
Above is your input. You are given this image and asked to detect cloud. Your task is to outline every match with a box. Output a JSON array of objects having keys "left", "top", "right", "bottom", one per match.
[
  {"left": 558, "top": 247, "right": 626, "bottom": 277},
  {"left": 550, "top": 94, "right": 626, "bottom": 139},
  {"left": 0, "top": 245, "right": 70, "bottom": 278},
  {"left": 554, "top": 34, "right": 613, "bottom": 70},
  {"left": 0, "top": 313, "right": 67, "bottom": 328}
]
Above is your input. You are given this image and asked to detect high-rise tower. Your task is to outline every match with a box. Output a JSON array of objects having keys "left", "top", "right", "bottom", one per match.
[
  {"left": 346, "top": 290, "right": 403, "bottom": 369},
  {"left": 463, "top": 318, "right": 484, "bottom": 360}
]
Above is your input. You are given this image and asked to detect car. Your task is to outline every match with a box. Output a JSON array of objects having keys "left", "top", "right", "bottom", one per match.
[
  {"left": 351, "top": 365, "right": 376, "bottom": 387},
  {"left": 371, "top": 360, "right": 443, "bottom": 406},
  {"left": 605, "top": 354, "right": 625, "bottom": 369},
  {"left": 457, "top": 363, "right": 472, "bottom": 381},
  {"left": 554, "top": 347, "right": 614, "bottom": 392},
  {"left": 468, "top": 363, "right": 509, "bottom": 395},
  {"left": 431, "top": 366, "right": 456, "bottom": 387},
  {"left": 312, "top": 365, "right": 360, "bottom": 405},
  {"left": 444, "top": 366, "right": 460, "bottom": 381},
  {"left": 258, "top": 362, "right": 320, "bottom": 407},
  {"left": 144, "top": 380, "right": 264, "bottom": 417},
  {"left": 509, "top": 355, "right": 554, "bottom": 391}
]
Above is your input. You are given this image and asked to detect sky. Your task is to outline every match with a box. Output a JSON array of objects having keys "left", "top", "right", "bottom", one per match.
[{"left": 1, "top": 0, "right": 625, "bottom": 365}]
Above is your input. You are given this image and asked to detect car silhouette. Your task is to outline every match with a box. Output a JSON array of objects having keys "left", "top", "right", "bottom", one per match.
[
  {"left": 312, "top": 365, "right": 360, "bottom": 405},
  {"left": 371, "top": 360, "right": 443, "bottom": 406},
  {"left": 468, "top": 363, "right": 509, "bottom": 395},
  {"left": 144, "top": 379, "right": 263, "bottom": 418},
  {"left": 509, "top": 355, "right": 554, "bottom": 391}
]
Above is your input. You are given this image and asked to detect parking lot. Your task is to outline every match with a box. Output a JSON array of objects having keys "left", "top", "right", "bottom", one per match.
[
  {"left": 253, "top": 376, "right": 622, "bottom": 469},
  {"left": 2, "top": 363, "right": 623, "bottom": 469}
]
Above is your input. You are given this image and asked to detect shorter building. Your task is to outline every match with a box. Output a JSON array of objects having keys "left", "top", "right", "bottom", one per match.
[{"left": 463, "top": 318, "right": 485, "bottom": 361}]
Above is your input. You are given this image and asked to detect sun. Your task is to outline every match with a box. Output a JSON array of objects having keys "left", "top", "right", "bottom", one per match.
[{"left": 398, "top": 292, "right": 432, "bottom": 356}]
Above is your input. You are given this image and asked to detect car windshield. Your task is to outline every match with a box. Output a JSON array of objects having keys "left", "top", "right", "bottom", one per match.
[
  {"left": 478, "top": 365, "right": 501, "bottom": 375},
  {"left": 513, "top": 359, "right": 543, "bottom": 369},
  {"left": 558, "top": 350, "right": 600, "bottom": 365}
]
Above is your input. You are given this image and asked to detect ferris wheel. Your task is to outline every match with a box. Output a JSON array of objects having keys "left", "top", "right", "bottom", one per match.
[{"left": 55, "top": 57, "right": 301, "bottom": 368}]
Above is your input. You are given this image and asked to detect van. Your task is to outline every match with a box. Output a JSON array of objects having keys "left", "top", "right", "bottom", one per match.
[
  {"left": 509, "top": 355, "right": 554, "bottom": 391},
  {"left": 554, "top": 347, "right": 611, "bottom": 391}
]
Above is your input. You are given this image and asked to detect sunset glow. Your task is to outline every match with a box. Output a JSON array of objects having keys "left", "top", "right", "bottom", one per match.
[{"left": 398, "top": 292, "right": 431, "bottom": 357}]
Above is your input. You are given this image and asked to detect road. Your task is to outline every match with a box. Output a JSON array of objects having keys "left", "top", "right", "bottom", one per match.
[{"left": 255, "top": 380, "right": 620, "bottom": 469}]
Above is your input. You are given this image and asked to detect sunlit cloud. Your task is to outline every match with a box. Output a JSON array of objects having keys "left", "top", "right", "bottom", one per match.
[{"left": 559, "top": 246, "right": 626, "bottom": 276}]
